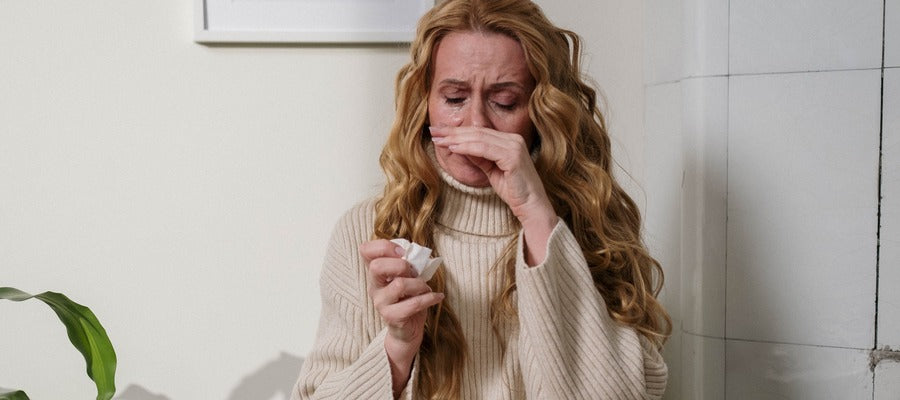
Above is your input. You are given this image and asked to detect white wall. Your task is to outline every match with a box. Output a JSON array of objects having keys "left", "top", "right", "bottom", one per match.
[
  {"left": 878, "top": 0, "right": 900, "bottom": 390},
  {"left": 0, "top": 1, "right": 647, "bottom": 399},
  {"left": 644, "top": 0, "right": 900, "bottom": 398}
]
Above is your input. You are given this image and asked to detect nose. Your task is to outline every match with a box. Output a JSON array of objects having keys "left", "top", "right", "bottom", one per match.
[{"left": 466, "top": 97, "right": 493, "bottom": 129}]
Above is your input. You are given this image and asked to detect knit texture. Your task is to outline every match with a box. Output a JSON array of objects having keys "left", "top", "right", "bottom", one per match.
[{"left": 291, "top": 169, "right": 667, "bottom": 399}]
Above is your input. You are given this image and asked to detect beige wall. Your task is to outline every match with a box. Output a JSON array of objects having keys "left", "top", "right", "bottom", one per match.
[{"left": 0, "top": 1, "right": 645, "bottom": 398}]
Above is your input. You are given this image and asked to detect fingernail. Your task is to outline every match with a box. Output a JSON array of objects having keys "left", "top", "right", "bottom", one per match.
[
  {"left": 432, "top": 137, "right": 445, "bottom": 144},
  {"left": 394, "top": 246, "right": 405, "bottom": 256},
  {"left": 448, "top": 145, "right": 458, "bottom": 151}
]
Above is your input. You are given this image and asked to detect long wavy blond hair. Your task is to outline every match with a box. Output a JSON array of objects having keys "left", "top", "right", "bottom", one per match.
[{"left": 373, "top": 0, "right": 672, "bottom": 398}]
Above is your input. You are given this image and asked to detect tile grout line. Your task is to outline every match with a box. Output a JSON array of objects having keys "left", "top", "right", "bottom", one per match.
[
  {"left": 728, "top": 66, "right": 883, "bottom": 78},
  {"left": 724, "top": 1, "right": 731, "bottom": 399},
  {"left": 874, "top": 0, "right": 887, "bottom": 356},
  {"left": 724, "top": 336, "right": 872, "bottom": 352},
  {"left": 873, "top": 1, "right": 886, "bottom": 396},
  {"left": 645, "top": 66, "right": 894, "bottom": 89}
]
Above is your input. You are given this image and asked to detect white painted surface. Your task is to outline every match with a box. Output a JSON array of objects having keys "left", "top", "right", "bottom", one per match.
[
  {"left": 682, "top": 0, "right": 729, "bottom": 78},
  {"left": 645, "top": 0, "right": 684, "bottom": 85},
  {"left": 729, "top": 0, "right": 883, "bottom": 74},
  {"left": 0, "top": 1, "right": 648, "bottom": 399},
  {"left": 0, "top": 2, "right": 401, "bottom": 398},
  {"left": 887, "top": 0, "right": 900, "bottom": 68},
  {"left": 644, "top": 81, "right": 684, "bottom": 399},
  {"left": 880, "top": 68, "right": 900, "bottom": 349},
  {"left": 681, "top": 77, "right": 727, "bottom": 339},
  {"left": 681, "top": 333, "right": 725, "bottom": 400},
  {"left": 875, "top": 360, "right": 900, "bottom": 400},
  {"left": 726, "top": 340, "right": 873, "bottom": 400},
  {"left": 727, "top": 70, "right": 880, "bottom": 348}
]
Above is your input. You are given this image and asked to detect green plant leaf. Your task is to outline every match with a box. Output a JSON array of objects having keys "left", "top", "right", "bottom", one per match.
[
  {"left": 0, "top": 287, "right": 117, "bottom": 400},
  {"left": 0, "top": 390, "right": 30, "bottom": 400}
]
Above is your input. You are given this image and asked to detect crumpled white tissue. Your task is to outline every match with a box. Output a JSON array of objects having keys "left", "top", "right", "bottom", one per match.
[{"left": 390, "top": 239, "right": 442, "bottom": 281}]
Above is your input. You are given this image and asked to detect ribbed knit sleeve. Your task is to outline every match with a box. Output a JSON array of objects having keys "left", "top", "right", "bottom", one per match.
[
  {"left": 291, "top": 201, "right": 414, "bottom": 400},
  {"left": 514, "top": 219, "right": 668, "bottom": 399}
]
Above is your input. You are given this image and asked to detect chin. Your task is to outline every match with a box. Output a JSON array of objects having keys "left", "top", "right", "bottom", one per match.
[
  {"left": 437, "top": 151, "right": 491, "bottom": 187},
  {"left": 453, "top": 170, "right": 491, "bottom": 187}
]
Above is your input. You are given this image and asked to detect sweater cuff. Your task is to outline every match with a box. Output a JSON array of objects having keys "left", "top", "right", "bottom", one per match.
[
  {"left": 315, "top": 328, "right": 396, "bottom": 399},
  {"left": 397, "top": 353, "right": 419, "bottom": 399},
  {"left": 515, "top": 217, "right": 568, "bottom": 273}
]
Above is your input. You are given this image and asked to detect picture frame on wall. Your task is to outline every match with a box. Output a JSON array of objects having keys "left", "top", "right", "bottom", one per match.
[{"left": 194, "top": 0, "right": 434, "bottom": 44}]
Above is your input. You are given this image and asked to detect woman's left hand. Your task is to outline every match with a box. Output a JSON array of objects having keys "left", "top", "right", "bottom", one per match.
[{"left": 431, "top": 125, "right": 557, "bottom": 265}]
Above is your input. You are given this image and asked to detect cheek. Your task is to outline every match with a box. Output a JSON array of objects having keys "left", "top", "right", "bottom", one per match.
[
  {"left": 427, "top": 94, "right": 446, "bottom": 125},
  {"left": 502, "top": 113, "right": 535, "bottom": 138},
  {"left": 427, "top": 97, "right": 463, "bottom": 127},
  {"left": 512, "top": 115, "right": 537, "bottom": 148}
]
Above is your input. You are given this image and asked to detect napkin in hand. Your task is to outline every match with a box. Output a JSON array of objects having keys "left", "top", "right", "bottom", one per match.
[{"left": 390, "top": 239, "right": 442, "bottom": 281}]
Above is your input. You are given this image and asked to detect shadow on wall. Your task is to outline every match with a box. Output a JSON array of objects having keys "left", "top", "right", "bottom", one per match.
[
  {"left": 112, "top": 352, "right": 304, "bottom": 400},
  {"left": 226, "top": 352, "right": 304, "bottom": 400},
  {"left": 115, "top": 385, "right": 171, "bottom": 400}
]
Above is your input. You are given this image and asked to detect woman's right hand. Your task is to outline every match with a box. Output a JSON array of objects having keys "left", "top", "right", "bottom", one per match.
[{"left": 360, "top": 239, "right": 445, "bottom": 397}]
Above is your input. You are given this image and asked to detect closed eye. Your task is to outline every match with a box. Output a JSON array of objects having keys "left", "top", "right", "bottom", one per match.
[{"left": 493, "top": 101, "right": 516, "bottom": 111}]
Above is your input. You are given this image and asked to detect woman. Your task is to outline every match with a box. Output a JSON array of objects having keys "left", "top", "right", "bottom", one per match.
[{"left": 292, "top": 0, "right": 671, "bottom": 398}]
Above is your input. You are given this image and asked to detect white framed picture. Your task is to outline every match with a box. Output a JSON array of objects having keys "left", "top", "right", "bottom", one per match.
[{"left": 195, "top": 0, "right": 434, "bottom": 44}]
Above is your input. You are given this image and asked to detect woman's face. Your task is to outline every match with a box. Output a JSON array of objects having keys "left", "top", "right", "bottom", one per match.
[{"left": 427, "top": 31, "right": 536, "bottom": 187}]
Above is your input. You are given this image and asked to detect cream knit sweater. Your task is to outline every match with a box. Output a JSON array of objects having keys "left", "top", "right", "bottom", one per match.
[{"left": 291, "top": 168, "right": 667, "bottom": 399}]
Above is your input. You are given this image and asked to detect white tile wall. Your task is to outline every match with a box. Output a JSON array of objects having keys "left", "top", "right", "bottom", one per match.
[
  {"left": 880, "top": 68, "right": 900, "bottom": 348},
  {"left": 662, "top": 329, "right": 683, "bottom": 400},
  {"left": 682, "top": 0, "right": 728, "bottom": 78},
  {"left": 726, "top": 340, "right": 873, "bottom": 399},
  {"left": 682, "top": 333, "right": 725, "bottom": 400},
  {"left": 730, "top": 0, "right": 883, "bottom": 74},
  {"left": 644, "top": 82, "right": 683, "bottom": 399},
  {"left": 681, "top": 77, "right": 727, "bottom": 338},
  {"left": 645, "top": 82, "right": 684, "bottom": 323},
  {"left": 875, "top": 360, "right": 900, "bottom": 400},
  {"left": 645, "top": 0, "right": 684, "bottom": 85},
  {"left": 887, "top": 0, "right": 900, "bottom": 68},
  {"left": 727, "top": 70, "right": 881, "bottom": 348}
]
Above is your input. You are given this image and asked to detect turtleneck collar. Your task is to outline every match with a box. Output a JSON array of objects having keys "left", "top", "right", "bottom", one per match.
[{"left": 427, "top": 144, "right": 518, "bottom": 237}]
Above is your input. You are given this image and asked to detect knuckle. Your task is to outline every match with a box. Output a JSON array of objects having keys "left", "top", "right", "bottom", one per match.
[
  {"left": 361, "top": 239, "right": 389, "bottom": 259},
  {"left": 380, "top": 309, "right": 398, "bottom": 323},
  {"left": 372, "top": 297, "right": 386, "bottom": 312},
  {"left": 390, "top": 277, "right": 406, "bottom": 293},
  {"left": 414, "top": 296, "right": 428, "bottom": 310},
  {"left": 368, "top": 257, "right": 383, "bottom": 272}
]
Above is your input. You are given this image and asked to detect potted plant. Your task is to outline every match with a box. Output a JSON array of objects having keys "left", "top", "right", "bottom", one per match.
[{"left": 0, "top": 287, "right": 117, "bottom": 400}]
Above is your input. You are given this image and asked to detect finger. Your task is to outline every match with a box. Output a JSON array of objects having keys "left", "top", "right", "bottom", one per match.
[
  {"left": 360, "top": 239, "right": 405, "bottom": 262},
  {"left": 431, "top": 125, "right": 501, "bottom": 143},
  {"left": 448, "top": 139, "right": 526, "bottom": 167},
  {"left": 372, "top": 277, "right": 434, "bottom": 309},
  {"left": 432, "top": 128, "right": 527, "bottom": 160},
  {"left": 368, "top": 257, "right": 417, "bottom": 287},
  {"left": 380, "top": 292, "right": 446, "bottom": 324},
  {"left": 431, "top": 125, "right": 508, "bottom": 137}
]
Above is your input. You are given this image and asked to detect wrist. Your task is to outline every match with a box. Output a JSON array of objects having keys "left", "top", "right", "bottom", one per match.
[
  {"left": 385, "top": 335, "right": 417, "bottom": 396},
  {"left": 517, "top": 200, "right": 557, "bottom": 266}
]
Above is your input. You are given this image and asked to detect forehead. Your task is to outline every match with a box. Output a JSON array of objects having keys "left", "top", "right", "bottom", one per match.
[{"left": 432, "top": 31, "right": 532, "bottom": 86}]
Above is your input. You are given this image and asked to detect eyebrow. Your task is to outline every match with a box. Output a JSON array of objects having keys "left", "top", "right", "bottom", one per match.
[{"left": 438, "top": 79, "right": 527, "bottom": 92}]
